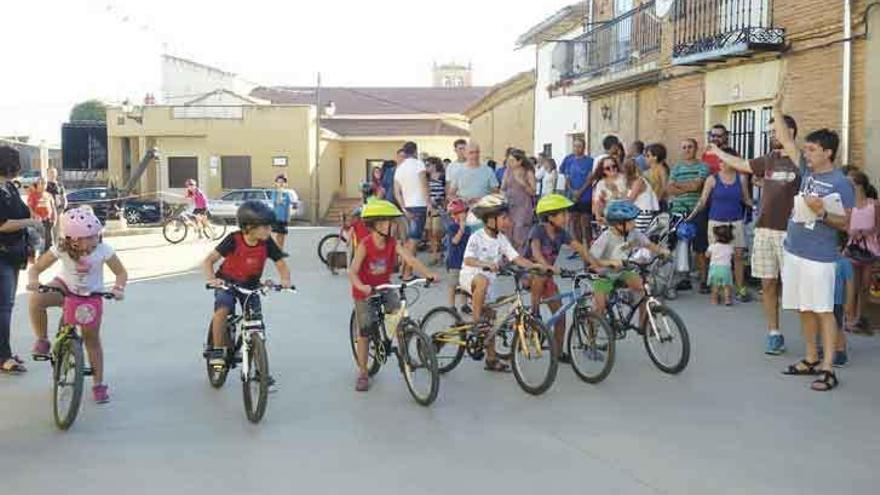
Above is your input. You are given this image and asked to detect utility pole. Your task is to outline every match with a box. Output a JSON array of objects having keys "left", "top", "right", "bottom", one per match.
[{"left": 313, "top": 72, "right": 322, "bottom": 225}]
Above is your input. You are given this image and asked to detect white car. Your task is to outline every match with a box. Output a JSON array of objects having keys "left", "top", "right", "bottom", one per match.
[{"left": 208, "top": 188, "right": 304, "bottom": 223}]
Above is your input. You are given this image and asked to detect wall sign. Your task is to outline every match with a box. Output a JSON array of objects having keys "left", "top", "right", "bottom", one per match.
[{"left": 273, "top": 156, "right": 288, "bottom": 167}]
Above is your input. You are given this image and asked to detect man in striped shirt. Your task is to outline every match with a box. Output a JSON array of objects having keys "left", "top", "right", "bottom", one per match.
[{"left": 667, "top": 138, "right": 711, "bottom": 293}]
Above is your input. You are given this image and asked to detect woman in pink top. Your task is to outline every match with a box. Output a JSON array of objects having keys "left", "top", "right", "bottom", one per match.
[
  {"left": 845, "top": 170, "right": 880, "bottom": 330},
  {"left": 185, "top": 179, "right": 210, "bottom": 237}
]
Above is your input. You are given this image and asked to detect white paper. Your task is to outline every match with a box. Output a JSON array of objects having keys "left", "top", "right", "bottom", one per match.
[{"left": 792, "top": 193, "right": 845, "bottom": 228}]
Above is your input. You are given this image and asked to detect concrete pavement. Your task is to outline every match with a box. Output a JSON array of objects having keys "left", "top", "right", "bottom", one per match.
[{"left": 1, "top": 228, "right": 879, "bottom": 494}]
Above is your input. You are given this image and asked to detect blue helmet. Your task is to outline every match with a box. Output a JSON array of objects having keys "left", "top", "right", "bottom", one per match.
[
  {"left": 604, "top": 200, "right": 640, "bottom": 224},
  {"left": 676, "top": 221, "right": 698, "bottom": 240}
]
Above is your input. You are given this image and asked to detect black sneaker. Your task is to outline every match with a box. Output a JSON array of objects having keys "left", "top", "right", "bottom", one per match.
[
  {"left": 699, "top": 283, "right": 711, "bottom": 295},
  {"left": 558, "top": 353, "right": 571, "bottom": 364},
  {"left": 208, "top": 348, "right": 227, "bottom": 368},
  {"left": 676, "top": 279, "right": 693, "bottom": 291},
  {"left": 460, "top": 303, "right": 472, "bottom": 315}
]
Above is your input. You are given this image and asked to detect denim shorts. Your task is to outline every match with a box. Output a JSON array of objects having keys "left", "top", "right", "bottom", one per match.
[
  {"left": 354, "top": 292, "right": 400, "bottom": 337},
  {"left": 406, "top": 207, "right": 428, "bottom": 240},
  {"left": 214, "top": 287, "right": 262, "bottom": 316}
]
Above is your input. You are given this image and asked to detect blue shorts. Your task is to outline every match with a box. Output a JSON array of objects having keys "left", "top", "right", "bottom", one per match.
[
  {"left": 214, "top": 287, "right": 262, "bottom": 316},
  {"left": 406, "top": 207, "right": 428, "bottom": 240}
]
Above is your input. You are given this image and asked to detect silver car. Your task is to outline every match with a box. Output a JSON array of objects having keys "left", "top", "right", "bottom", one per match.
[{"left": 208, "top": 188, "right": 304, "bottom": 223}]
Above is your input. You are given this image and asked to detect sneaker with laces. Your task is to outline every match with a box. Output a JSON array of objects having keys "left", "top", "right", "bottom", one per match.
[
  {"left": 764, "top": 334, "right": 786, "bottom": 355},
  {"left": 93, "top": 384, "right": 110, "bottom": 404},
  {"left": 208, "top": 348, "right": 227, "bottom": 368},
  {"left": 32, "top": 339, "right": 50, "bottom": 359},
  {"left": 355, "top": 374, "right": 369, "bottom": 392},
  {"left": 832, "top": 351, "right": 848, "bottom": 368}
]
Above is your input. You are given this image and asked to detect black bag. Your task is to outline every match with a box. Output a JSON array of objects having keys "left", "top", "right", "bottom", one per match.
[
  {"left": 846, "top": 237, "right": 877, "bottom": 264},
  {"left": 0, "top": 182, "right": 31, "bottom": 269}
]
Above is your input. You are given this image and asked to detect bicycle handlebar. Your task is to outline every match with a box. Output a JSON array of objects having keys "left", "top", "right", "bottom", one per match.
[
  {"left": 205, "top": 281, "right": 298, "bottom": 295},
  {"left": 38, "top": 285, "right": 117, "bottom": 300},
  {"left": 375, "top": 278, "right": 432, "bottom": 292}
]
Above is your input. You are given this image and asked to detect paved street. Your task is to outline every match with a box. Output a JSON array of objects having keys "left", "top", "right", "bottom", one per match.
[{"left": 2, "top": 228, "right": 879, "bottom": 494}]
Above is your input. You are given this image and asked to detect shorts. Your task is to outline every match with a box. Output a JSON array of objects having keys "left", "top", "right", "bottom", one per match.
[
  {"left": 708, "top": 219, "right": 746, "bottom": 249},
  {"left": 592, "top": 270, "right": 640, "bottom": 296},
  {"left": 271, "top": 222, "right": 289, "bottom": 234},
  {"left": 750, "top": 228, "right": 786, "bottom": 279},
  {"left": 571, "top": 202, "right": 592, "bottom": 214},
  {"left": 406, "top": 207, "right": 427, "bottom": 240},
  {"left": 691, "top": 209, "right": 709, "bottom": 253},
  {"left": 707, "top": 265, "right": 733, "bottom": 287},
  {"left": 354, "top": 292, "right": 400, "bottom": 337},
  {"left": 428, "top": 213, "right": 443, "bottom": 234},
  {"left": 214, "top": 287, "right": 262, "bottom": 316},
  {"left": 192, "top": 208, "right": 207, "bottom": 216},
  {"left": 459, "top": 271, "right": 499, "bottom": 302},
  {"left": 781, "top": 251, "right": 835, "bottom": 313},
  {"left": 530, "top": 275, "right": 559, "bottom": 299},
  {"left": 446, "top": 268, "right": 461, "bottom": 288}
]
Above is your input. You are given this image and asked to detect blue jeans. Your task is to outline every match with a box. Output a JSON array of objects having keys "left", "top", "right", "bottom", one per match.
[
  {"left": 406, "top": 207, "right": 427, "bottom": 240},
  {"left": 0, "top": 260, "right": 19, "bottom": 362}
]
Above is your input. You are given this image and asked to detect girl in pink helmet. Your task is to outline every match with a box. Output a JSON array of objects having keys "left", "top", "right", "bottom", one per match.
[
  {"left": 27, "top": 206, "right": 128, "bottom": 404},
  {"left": 185, "top": 179, "right": 210, "bottom": 238}
]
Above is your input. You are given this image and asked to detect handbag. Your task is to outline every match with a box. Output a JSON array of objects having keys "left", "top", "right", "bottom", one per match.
[
  {"left": 0, "top": 183, "right": 31, "bottom": 269},
  {"left": 846, "top": 237, "right": 877, "bottom": 263}
]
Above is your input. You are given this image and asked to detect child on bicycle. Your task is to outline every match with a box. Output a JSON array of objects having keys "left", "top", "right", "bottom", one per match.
[
  {"left": 526, "top": 194, "right": 617, "bottom": 361},
  {"left": 204, "top": 201, "right": 291, "bottom": 371},
  {"left": 185, "top": 179, "right": 210, "bottom": 238},
  {"left": 445, "top": 199, "right": 471, "bottom": 309},
  {"left": 349, "top": 199, "right": 439, "bottom": 392},
  {"left": 460, "top": 193, "right": 551, "bottom": 372},
  {"left": 589, "top": 201, "right": 669, "bottom": 324},
  {"left": 28, "top": 206, "right": 128, "bottom": 404}
]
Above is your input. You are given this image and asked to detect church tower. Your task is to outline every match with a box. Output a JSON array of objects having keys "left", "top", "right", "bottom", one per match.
[{"left": 432, "top": 62, "right": 473, "bottom": 88}]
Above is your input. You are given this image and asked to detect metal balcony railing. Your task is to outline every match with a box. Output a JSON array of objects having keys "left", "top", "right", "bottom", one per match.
[
  {"left": 558, "top": 1, "right": 661, "bottom": 80},
  {"left": 672, "top": 0, "right": 785, "bottom": 64}
]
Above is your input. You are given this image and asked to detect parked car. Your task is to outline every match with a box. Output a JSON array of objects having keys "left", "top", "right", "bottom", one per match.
[
  {"left": 208, "top": 188, "right": 304, "bottom": 223},
  {"left": 13, "top": 170, "right": 42, "bottom": 190},
  {"left": 66, "top": 187, "right": 170, "bottom": 225}
]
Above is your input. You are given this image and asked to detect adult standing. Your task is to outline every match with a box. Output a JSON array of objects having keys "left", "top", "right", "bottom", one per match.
[
  {"left": 26, "top": 177, "right": 56, "bottom": 255},
  {"left": 844, "top": 170, "right": 880, "bottom": 331},
  {"left": 706, "top": 102, "right": 803, "bottom": 355},
  {"left": 0, "top": 146, "right": 41, "bottom": 374},
  {"left": 45, "top": 166, "right": 66, "bottom": 242},
  {"left": 448, "top": 142, "right": 499, "bottom": 204},
  {"left": 535, "top": 156, "right": 559, "bottom": 198},
  {"left": 494, "top": 147, "right": 513, "bottom": 184},
  {"left": 629, "top": 140, "right": 649, "bottom": 172},
  {"left": 270, "top": 174, "right": 292, "bottom": 248},
  {"left": 445, "top": 139, "right": 468, "bottom": 196},
  {"left": 703, "top": 124, "right": 739, "bottom": 175},
  {"left": 561, "top": 137, "right": 594, "bottom": 247},
  {"left": 394, "top": 141, "right": 431, "bottom": 280},
  {"left": 779, "top": 129, "right": 853, "bottom": 391},
  {"left": 381, "top": 157, "right": 399, "bottom": 204},
  {"left": 667, "top": 138, "right": 711, "bottom": 293},
  {"left": 644, "top": 143, "right": 670, "bottom": 210},
  {"left": 622, "top": 157, "right": 659, "bottom": 231},
  {"left": 591, "top": 156, "right": 628, "bottom": 223},
  {"left": 501, "top": 149, "right": 537, "bottom": 251}
]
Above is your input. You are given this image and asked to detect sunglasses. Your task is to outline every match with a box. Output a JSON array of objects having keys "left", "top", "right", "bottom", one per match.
[{"left": 709, "top": 133, "right": 725, "bottom": 138}]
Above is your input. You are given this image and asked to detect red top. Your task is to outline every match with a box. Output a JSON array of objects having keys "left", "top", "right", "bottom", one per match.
[
  {"left": 352, "top": 234, "right": 396, "bottom": 300},
  {"left": 216, "top": 232, "right": 285, "bottom": 288},
  {"left": 27, "top": 190, "right": 52, "bottom": 220},
  {"left": 351, "top": 218, "right": 370, "bottom": 245}
]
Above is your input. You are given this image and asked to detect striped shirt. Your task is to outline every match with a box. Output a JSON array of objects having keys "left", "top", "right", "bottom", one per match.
[
  {"left": 669, "top": 161, "right": 709, "bottom": 215},
  {"left": 429, "top": 177, "right": 445, "bottom": 206}
]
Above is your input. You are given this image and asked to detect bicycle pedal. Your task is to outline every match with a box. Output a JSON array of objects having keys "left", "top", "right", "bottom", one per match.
[
  {"left": 83, "top": 367, "right": 94, "bottom": 376},
  {"left": 32, "top": 354, "right": 50, "bottom": 362}
]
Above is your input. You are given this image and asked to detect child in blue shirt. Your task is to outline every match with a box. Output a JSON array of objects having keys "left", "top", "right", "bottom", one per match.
[
  {"left": 445, "top": 199, "right": 471, "bottom": 308},
  {"left": 832, "top": 236, "right": 855, "bottom": 367}
]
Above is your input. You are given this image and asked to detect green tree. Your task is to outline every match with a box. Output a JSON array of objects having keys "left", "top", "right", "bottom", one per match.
[{"left": 70, "top": 99, "right": 106, "bottom": 122}]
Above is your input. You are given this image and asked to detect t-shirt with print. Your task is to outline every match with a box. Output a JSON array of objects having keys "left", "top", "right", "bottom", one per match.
[
  {"left": 27, "top": 190, "right": 53, "bottom": 220},
  {"left": 525, "top": 224, "right": 572, "bottom": 266},
  {"left": 784, "top": 168, "right": 856, "bottom": 263},
  {"left": 445, "top": 222, "right": 472, "bottom": 270},
  {"left": 215, "top": 232, "right": 286, "bottom": 288},
  {"left": 451, "top": 164, "right": 499, "bottom": 201},
  {"left": 394, "top": 157, "right": 428, "bottom": 208},
  {"left": 749, "top": 152, "right": 804, "bottom": 231},
  {"left": 707, "top": 243, "right": 734, "bottom": 267},
  {"left": 459, "top": 229, "right": 520, "bottom": 283},
  {"left": 560, "top": 154, "right": 594, "bottom": 204},
  {"left": 834, "top": 256, "right": 854, "bottom": 306},
  {"left": 51, "top": 243, "right": 115, "bottom": 296},
  {"left": 669, "top": 161, "right": 710, "bottom": 215},
  {"left": 590, "top": 228, "right": 650, "bottom": 262}
]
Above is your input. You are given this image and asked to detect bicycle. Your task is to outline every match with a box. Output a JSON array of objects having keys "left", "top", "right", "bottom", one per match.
[
  {"left": 420, "top": 266, "right": 559, "bottom": 396},
  {"left": 33, "top": 286, "right": 117, "bottom": 430},
  {"left": 347, "top": 278, "right": 440, "bottom": 406},
  {"left": 163, "top": 206, "right": 227, "bottom": 244},
  {"left": 202, "top": 281, "right": 295, "bottom": 423},
  {"left": 317, "top": 213, "right": 351, "bottom": 274},
  {"left": 535, "top": 269, "right": 616, "bottom": 384},
  {"left": 599, "top": 257, "right": 691, "bottom": 374}
]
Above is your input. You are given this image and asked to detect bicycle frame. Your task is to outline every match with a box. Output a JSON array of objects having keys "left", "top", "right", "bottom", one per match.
[{"left": 604, "top": 264, "right": 666, "bottom": 340}]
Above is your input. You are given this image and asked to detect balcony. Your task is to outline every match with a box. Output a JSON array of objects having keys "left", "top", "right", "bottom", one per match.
[
  {"left": 672, "top": 0, "right": 785, "bottom": 66},
  {"left": 552, "top": 1, "right": 661, "bottom": 96}
]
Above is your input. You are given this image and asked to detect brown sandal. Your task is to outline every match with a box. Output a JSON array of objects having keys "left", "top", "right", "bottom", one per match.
[
  {"left": 782, "top": 359, "right": 819, "bottom": 376},
  {"left": 811, "top": 370, "right": 839, "bottom": 391},
  {"left": 1, "top": 357, "right": 27, "bottom": 374},
  {"left": 484, "top": 359, "right": 510, "bottom": 373}
]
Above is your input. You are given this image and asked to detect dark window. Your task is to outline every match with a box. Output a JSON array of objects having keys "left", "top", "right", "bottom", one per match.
[
  {"left": 729, "top": 109, "right": 756, "bottom": 159},
  {"left": 243, "top": 190, "right": 267, "bottom": 201},
  {"left": 61, "top": 122, "right": 108, "bottom": 170},
  {"left": 759, "top": 106, "right": 773, "bottom": 157},
  {"left": 167, "top": 156, "right": 198, "bottom": 188},
  {"left": 542, "top": 143, "right": 552, "bottom": 159},
  {"left": 221, "top": 156, "right": 252, "bottom": 189}
]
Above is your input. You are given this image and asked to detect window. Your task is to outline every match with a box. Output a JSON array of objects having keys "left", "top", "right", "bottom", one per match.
[
  {"left": 243, "top": 190, "right": 268, "bottom": 201},
  {"left": 758, "top": 106, "right": 773, "bottom": 157},
  {"left": 729, "top": 109, "right": 756, "bottom": 159},
  {"left": 167, "top": 156, "right": 198, "bottom": 188},
  {"left": 542, "top": 143, "right": 553, "bottom": 160},
  {"left": 220, "top": 155, "right": 252, "bottom": 189},
  {"left": 221, "top": 191, "right": 246, "bottom": 202}
]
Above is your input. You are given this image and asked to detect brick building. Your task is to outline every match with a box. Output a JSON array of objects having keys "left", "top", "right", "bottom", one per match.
[{"left": 542, "top": 0, "right": 880, "bottom": 173}]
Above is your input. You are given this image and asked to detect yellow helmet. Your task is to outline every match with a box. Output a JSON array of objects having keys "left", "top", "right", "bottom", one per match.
[
  {"left": 535, "top": 194, "right": 574, "bottom": 217},
  {"left": 360, "top": 198, "right": 403, "bottom": 220}
]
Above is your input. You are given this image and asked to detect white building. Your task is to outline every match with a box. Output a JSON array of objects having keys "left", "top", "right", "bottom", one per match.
[
  {"left": 516, "top": 3, "right": 588, "bottom": 163},
  {"left": 161, "top": 54, "right": 256, "bottom": 105}
]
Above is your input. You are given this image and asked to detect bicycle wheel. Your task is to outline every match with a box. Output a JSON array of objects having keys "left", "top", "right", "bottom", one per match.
[
  {"left": 567, "top": 310, "right": 616, "bottom": 384},
  {"left": 642, "top": 302, "right": 690, "bottom": 374},
  {"left": 493, "top": 314, "right": 515, "bottom": 361},
  {"left": 53, "top": 336, "right": 85, "bottom": 430},
  {"left": 510, "top": 313, "right": 558, "bottom": 395},
  {"left": 398, "top": 320, "right": 440, "bottom": 406},
  {"left": 420, "top": 306, "right": 467, "bottom": 374},
  {"left": 204, "top": 322, "right": 228, "bottom": 388},
  {"left": 317, "top": 233, "right": 347, "bottom": 266},
  {"left": 242, "top": 334, "right": 269, "bottom": 423},
  {"left": 205, "top": 214, "right": 227, "bottom": 240},
  {"left": 162, "top": 218, "right": 188, "bottom": 244},
  {"left": 349, "top": 310, "right": 381, "bottom": 376}
]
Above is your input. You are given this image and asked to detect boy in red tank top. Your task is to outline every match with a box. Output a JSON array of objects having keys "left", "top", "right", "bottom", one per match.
[{"left": 349, "top": 199, "right": 438, "bottom": 392}]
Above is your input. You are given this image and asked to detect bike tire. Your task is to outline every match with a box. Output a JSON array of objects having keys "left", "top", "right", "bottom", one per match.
[
  {"left": 420, "top": 306, "right": 467, "bottom": 374},
  {"left": 398, "top": 320, "right": 440, "bottom": 406},
  {"left": 162, "top": 218, "right": 188, "bottom": 244},
  {"left": 349, "top": 310, "right": 381, "bottom": 376},
  {"left": 642, "top": 303, "right": 690, "bottom": 374},
  {"left": 317, "top": 233, "right": 347, "bottom": 266},
  {"left": 493, "top": 316, "right": 515, "bottom": 361},
  {"left": 53, "top": 336, "right": 85, "bottom": 430},
  {"left": 566, "top": 310, "right": 616, "bottom": 384},
  {"left": 510, "top": 313, "right": 558, "bottom": 396},
  {"left": 205, "top": 322, "right": 229, "bottom": 388},
  {"left": 242, "top": 334, "right": 270, "bottom": 423},
  {"left": 206, "top": 214, "right": 227, "bottom": 240}
]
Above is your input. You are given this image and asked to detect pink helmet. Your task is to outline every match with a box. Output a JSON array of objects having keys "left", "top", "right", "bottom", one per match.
[
  {"left": 185, "top": 179, "right": 196, "bottom": 187},
  {"left": 63, "top": 207, "right": 103, "bottom": 239}
]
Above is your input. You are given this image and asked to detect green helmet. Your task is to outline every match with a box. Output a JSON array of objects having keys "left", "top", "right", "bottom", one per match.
[
  {"left": 535, "top": 194, "right": 574, "bottom": 217},
  {"left": 360, "top": 198, "right": 403, "bottom": 221}
]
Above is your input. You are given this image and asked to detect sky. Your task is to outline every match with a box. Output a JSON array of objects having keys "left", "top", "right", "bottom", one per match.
[{"left": 0, "top": 0, "right": 573, "bottom": 144}]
